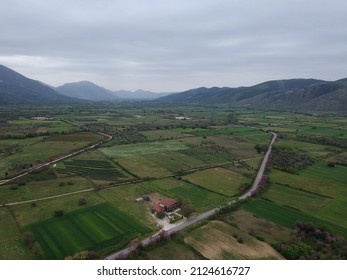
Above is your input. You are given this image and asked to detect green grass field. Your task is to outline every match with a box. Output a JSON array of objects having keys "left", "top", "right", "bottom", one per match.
[
  {"left": 263, "top": 184, "right": 332, "bottom": 214},
  {"left": 56, "top": 159, "right": 131, "bottom": 181},
  {"left": 99, "top": 140, "right": 188, "bottom": 158},
  {"left": 142, "top": 151, "right": 206, "bottom": 174},
  {"left": 11, "top": 192, "right": 106, "bottom": 227},
  {"left": 269, "top": 168, "right": 346, "bottom": 197},
  {"left": 175, "top": 126, "right": 265, "bottom": 137},
  {"left": 0, "top": 134, "right": 101, "bottom": 178},
  {"left": 0, "top": 208, "right": 32, "bottom": 259},
  {"left": 243, "top": 199, "right": 347, "bottom": 239},
  {"left": 97, "top": 184, "right": 157, "bottom": 229},
  {"left": 183, "top": 167, "right": 249, "bottom": 197},
  {"left": 0, "top": 176, "right": 94, "bottom": 204},
  {"left": 25, "top": 203, "right": 151, "bottom": 259},
  {"left": 117, "top": 155, "right": 172, "bottom": 178},
  {"left": 273, "top": 139, "right": 341, "bottom": 158},
  {"left": 316, "top": 196, "right": 347, "bottom": 228},
  {"left": 135, "top": 178, "right": 228, "bottom": 212}
]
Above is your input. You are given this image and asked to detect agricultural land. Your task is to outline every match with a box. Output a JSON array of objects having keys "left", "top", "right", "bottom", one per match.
[{"left": 0, "top": 106, "right": 346, "bottom": 260}]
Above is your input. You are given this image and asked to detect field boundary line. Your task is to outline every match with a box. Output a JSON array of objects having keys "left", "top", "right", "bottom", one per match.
[{"left": 1, "top": 188, "right": 95, "bottom": 207}]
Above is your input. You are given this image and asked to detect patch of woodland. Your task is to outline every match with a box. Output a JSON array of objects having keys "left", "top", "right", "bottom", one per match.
[
  {"left": 276, "top": 221, "right": 347, "bottom": 260},
  {"left": 269, "top": 146, "right": 315, "bottom": 173}
]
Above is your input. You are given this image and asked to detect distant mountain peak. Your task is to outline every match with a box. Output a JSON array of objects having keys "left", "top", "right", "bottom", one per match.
[
  {"left": 0, "top": 64, "right": 82, "bottom": 105},
  {"left": 56, "top": 81, "right": 118, "bottom": 101}
]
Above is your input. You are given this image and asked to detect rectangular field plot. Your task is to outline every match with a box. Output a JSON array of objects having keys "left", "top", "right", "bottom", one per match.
[
  {"left": 263, "top": 184, "right": 332, "bottom": 214},
  {"left": 180, "top": 146, "right": 234, "bottom": 164},
  {"left": 117, "top": 155, "right": 172, "bottom": 178},
  {"left": 0, "top": 136, "right": 99, "bottom": 178},
  {"left": 175, "top": 126, "right": 265, "bottom": 137},
  {"left": 243, "top": 199, "right": 347, "bottom": 239},
  {"left": 0, "top": 208, "right": 32, "bottom": 259},
  {"left": 183, "top": 167, "right": 250, "bottom": 197},
  {"left": 26, "top": 203, "right": 151, "bottom": 259},
  {"left": 118, "top": 151, "right": 206, "bottom": 178},
  {"left": 99, "top": 140, "right": 188, "bottom": 158},
  {"left": 317, "top": 196, "right": 347, "bottom": 228},
  {"left": 136, "top": 178, "right": 228, "bottom": 212},
  {"left": 0, "top": 176, "right": 94, "bottom": 204},
  {"left": 46, "top": 132, "right": 102, "bottom": 142},
  {"left": 184, "top": 220, "right": 284, "bottom": 260},
  {"left": 141, "top": 130, "right": 190, "bottom": 141},
  {"left": 273, "top": 140, "right": 341, "bottom": 157},
  {"left": 56, "top": 159, "right": 131, "bottom": 181},
  {"left": 269, "top": 167, "right": 346, "bottom": 198}
]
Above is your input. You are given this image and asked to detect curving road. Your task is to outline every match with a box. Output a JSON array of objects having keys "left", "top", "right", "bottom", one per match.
[{"left": 105, "top": 131, "right": 277, "bottom": 260}]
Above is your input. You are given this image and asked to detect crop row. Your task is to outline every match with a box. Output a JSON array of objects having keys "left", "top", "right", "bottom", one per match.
[
  {"left": 57, "top": 159, "right": 128, "bottom": 181},
  {"left": 180, "top": 145, "right": 234, "bottom": 164},
  {"left": 113, "top": 130, "right": 147, "bottom": 144}
]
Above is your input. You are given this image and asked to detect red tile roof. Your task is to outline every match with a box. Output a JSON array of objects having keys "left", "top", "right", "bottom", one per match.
[
  {"left": 161, "top": 198, "right": 178, "bottom": 207},
  {"left": 153, "top": 204, "right": 164, "bottom": 213}
]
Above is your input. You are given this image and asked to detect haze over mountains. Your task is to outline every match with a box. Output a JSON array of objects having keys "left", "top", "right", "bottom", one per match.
[
  {"left": 1, "top": 64, "right": 346, "bottom": 111},
  {"left": 55, "top": 81, "right": 170, "bottom": 101}
]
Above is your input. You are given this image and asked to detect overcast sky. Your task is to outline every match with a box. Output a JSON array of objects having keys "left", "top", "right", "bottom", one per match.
[{"left": 1, "top": 0, "right": 346, "bottom": 92}]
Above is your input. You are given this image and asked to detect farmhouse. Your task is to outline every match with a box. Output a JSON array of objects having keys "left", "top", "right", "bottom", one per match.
[
  {"left": 152, "top": 198, "right": 179, "bottom": 213},
  {"left": 160, "top": 198, "right": 179, "bottom": 212}
]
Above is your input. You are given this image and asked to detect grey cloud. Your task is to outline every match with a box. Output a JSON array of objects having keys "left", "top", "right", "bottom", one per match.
[{"left": 0, "top": 0, "right": 346, "bottom": 91}]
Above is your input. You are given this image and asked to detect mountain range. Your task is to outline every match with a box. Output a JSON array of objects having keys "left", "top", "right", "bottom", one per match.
[
  {"left": 159, "top": 79, "right": 347, "bottom": 111},
  {"left": 1, "top": 64, "right": 346, "bottom": 111},
  {"left": 0, "top": 65, "right": 81, "bottom": 105}
]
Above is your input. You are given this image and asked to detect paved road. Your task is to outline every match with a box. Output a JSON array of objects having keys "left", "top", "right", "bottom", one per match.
[
  {"left": 239, "top": 132, "right": 277, "bottom": 199},
  {"left": 0, "top": 131, "right": 113, "bottom": 187},
  {"left": 105, "top": 132, "right": 277, "bottom": 260}
]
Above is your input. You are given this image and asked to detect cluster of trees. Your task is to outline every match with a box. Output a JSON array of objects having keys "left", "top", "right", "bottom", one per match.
[
  {"left": 254, "top": 144, "right": 268, "bottom": 154},
  {"left": 294, "top": 135, "right": 347, "bottom": 148},
  {"left": 269, "top": 146, "right": 315, "bottom": 173},
  {"left": 22, "top": 232, "right": 43, "bottom": 258},
  {"left": 251, "top": 175, "right": 270, "bottom": 197},
  {"left": 277, "top": 221, "right": 347, "bottom": 260},
  {"left": 113, "top": 128, "right": 147, "bottom": 144}
]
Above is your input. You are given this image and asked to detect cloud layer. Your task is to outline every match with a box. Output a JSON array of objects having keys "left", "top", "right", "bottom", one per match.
[{"left": 1, "top": 0, "right": 346, "bottom": 91}]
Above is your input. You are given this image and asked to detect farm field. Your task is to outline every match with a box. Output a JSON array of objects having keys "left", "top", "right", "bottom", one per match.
[
  {"left": 0, "top": 132, "right": 103, "bottom": 178},
  {"left": 0, "top": 208, "right": 32, "bottom": 259},
  {"left": 135, "top": 178, "right": 229, "bottom": 213},
  {"left": 273, "top": 139, "right": 341, "bottom": 158},
  {"left": 222, "top": 210, "right": 291, "bottom": 244},
  {"left": 10, "top": 192, "right": 106, "bottom": 227},
  {"left": 99, "top": 140, "right": 188, "bottom": 158},
  {"left": 97, "top": 184, "right": 157, "bottom": 229},
  {"left": 0, "top": 176, "right": 94, "bottom": 204},
  {"left": 263, "top": 183, "right": 332, "bottom": 214},
  {"left": 141, "top": 129, "right": 190, "bottom": 141},
  {"left": 130, "top": 239, "right": 202, "bottom": 260},
  {"left": 269, "top": 168, "right": 345, "bottom": 197},
  {"left": 1, "top": 105, "right": 346, "bottom": 260},
  {"left": 184, "top": 220, "right": 284, "bottom": 260},
  {"left": 243, "top": 199, "right": 347, "bottom": 239},
  {"left": 183, "top": 167, "right": 249, "bottom": 197},
  {"left": 56, "top": 159, "right": 132, "bottom": 182},
  {"left": 117, "top": 155, "right": 172, "bottom": 178},
  {"left": 25, "top": 203, "right": 151, "bottom": 259}
]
